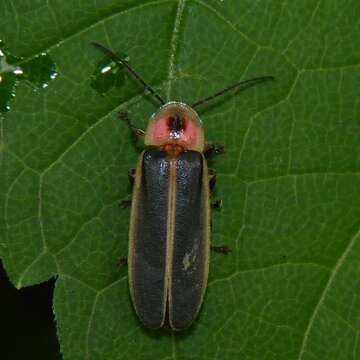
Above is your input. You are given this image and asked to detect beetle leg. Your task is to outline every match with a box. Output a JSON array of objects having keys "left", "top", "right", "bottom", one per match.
[
  {"left": 119, "top": 168, "right": 136, "bottom": 208},
  {"left": 119, "top": 199, "right": 132, "bottom": 208},
  {"left": 118, "top": 111, "right": 145, "bottom": 138},
  {"left": 204, "top": 143, "right": 225, "bottom": 158},
  {"left": 210, "top": 245, "right": 232, "bottom": 255},
  {"left": 209, "top": 170, "right": 221, "bottom": 209},
  {"left": 211, "top": 199, "right": 222, "bottom": 210},
  {"left": 118, "top": 256, "right": 128, "bottom": 267},
  {"left": 128, "top": 168, "right": 136, "bottom": 188},
  {"left": 208, "top": 168, "right": 217, "bottom": 191}
]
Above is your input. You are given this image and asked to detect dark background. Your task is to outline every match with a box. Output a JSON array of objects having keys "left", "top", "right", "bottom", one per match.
[{"left": 0, "top": 261, "right": 61, "bottom": 359}]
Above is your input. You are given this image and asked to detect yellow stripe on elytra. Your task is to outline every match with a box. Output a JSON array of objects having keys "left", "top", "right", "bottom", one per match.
[{"left": 165, "top": 157, "right": 177, "bottom": 322}]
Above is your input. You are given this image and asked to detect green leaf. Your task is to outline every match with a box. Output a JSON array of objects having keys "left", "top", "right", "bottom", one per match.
[{"left": 1, "top": 0, "right": 360, "bottom": 359}]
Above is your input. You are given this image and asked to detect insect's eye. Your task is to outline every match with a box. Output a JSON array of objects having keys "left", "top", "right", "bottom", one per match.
[{"left": 168, "top": 114, "right": 186, "bottom": 132}]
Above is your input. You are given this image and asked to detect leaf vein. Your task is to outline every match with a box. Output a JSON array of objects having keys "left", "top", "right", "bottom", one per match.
[
  {"left": 194, "top": 0, "right": 260, "bottom": 48},
  {"left": 209, "top": 261, "right": 330, "bottom": 287},
  {"left": 15, "top": 0, "right": 176, "bottom": 64},
  {"left": 297, "top": 226, "right": 360, "bottom": 359},
  {"left": 166, "top": 0, "right": 186, "bottom": 100},
  {"left": 282, "top": 0, "right": 322, "bottom": 55}
]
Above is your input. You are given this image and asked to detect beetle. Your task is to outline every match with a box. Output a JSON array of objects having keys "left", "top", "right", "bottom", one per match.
[{"left": 93, "top": 42, "right": 273, "bottom": 331}]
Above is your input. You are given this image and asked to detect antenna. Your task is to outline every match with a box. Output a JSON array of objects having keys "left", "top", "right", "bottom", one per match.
[
  {"left": 92, "top": 42, "right": 165, "bottom": 105},
  {"left": 191, "top": 76, "right": 274, "bottom": 108}
]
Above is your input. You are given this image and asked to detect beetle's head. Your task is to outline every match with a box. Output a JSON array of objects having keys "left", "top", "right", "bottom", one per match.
[
  {"left": 91, "top": 44, "right": 273, "bottom": 156},
  {"left": 145, "top": 102, "right": 205, "bottom": 153}
]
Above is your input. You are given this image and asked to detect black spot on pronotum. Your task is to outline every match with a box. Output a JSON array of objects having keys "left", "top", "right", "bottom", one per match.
[{"left": 168, "top": 114, "right": 185, "bottom": 133}]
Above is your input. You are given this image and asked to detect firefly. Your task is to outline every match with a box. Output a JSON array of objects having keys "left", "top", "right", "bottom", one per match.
[{"left": 93, "top": 42, "right": 273, "bottom": 331}]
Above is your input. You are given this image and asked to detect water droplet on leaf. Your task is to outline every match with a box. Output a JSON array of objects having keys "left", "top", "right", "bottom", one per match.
[
  {"left": 0, "top": 40, "right": 58, "bottom": 113},
  {"left": 21, "top": 52, "right": 58, "bottom": 89},
  {"left": 90, "top": 52, "right": 128, "bottom": 94}
]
